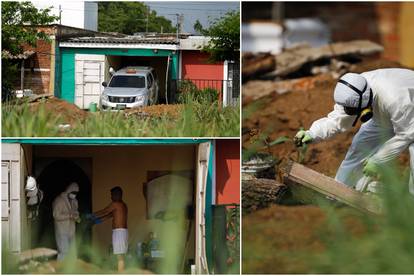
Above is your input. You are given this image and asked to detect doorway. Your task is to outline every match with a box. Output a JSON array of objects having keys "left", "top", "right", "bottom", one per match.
[{"left": 33, "top": 158, "right": 92, "bottom": 260}]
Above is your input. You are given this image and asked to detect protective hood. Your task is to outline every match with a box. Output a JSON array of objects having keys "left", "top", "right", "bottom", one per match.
[
  {"left": 64, "top": 182, "right": 79, "bottom": 194},
  {"left": 334, "top": 73, "right": 371, "bottom": 108}
]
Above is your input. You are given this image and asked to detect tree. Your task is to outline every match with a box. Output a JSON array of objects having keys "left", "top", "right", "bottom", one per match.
[
  {"left": 194, "top": 11, "right": 240, "bottom": 62},
  {"left": 1, "top": 1, "right": 57, "bottom": 100},
  {"left": 98, "top": 2, "right": 176, "bottom": 35}
]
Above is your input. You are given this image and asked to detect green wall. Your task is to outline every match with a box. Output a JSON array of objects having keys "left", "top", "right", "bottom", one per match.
[{"left": 59, "top": 48, "right": 178, "bottom": 103}]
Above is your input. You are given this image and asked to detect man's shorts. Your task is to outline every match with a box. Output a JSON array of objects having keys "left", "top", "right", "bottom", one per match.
[{"left": 112, "top": 228, "right": 128, "bottom": 255}]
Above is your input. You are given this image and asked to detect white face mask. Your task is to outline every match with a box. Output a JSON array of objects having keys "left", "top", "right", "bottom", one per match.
[{"left": 68, "top": 193, "right": 77, "bottom": 199}]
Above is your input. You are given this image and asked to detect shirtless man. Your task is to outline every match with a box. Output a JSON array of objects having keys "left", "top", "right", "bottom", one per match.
[{"left": 91, "top": 186, "right": 128, "bottom": 272}]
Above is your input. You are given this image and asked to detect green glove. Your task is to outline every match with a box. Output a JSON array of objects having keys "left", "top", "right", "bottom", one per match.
[
  {"left": 294, "top": 130, "right": 313, "bottom": 147},
  {"left": 363, "top": 160, "right": 380, "bottom": 178}
]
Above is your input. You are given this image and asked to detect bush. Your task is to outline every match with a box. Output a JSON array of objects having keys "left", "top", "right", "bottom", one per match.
[{"left": 177, "top": 81, "right": 219, "bottom": 104}]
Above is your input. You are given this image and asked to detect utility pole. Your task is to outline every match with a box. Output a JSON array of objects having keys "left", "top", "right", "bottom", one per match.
[
  {"left": 59, "top": 5, "right": 62, "bottom": 25},
  {"left": 175, "top": 13, "right": 179, "bottom": 41},
  {"left": 146, "top": 6, "right": 149, "bottom": 33},
  {"left": 175, "top": 13, "right": 183, "bottom": 40}
]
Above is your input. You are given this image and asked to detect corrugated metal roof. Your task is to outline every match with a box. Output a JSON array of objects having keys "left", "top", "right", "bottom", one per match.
[
  {"left": 65, "top": 36, "right": 178, "bottom": 45},
  {"left": 2, "top": 50, "right": 35, "bottom": 60}
]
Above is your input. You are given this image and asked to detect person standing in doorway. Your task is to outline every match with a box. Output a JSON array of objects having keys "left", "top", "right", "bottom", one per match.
[
  {"left": 52, "top": 182, "right": 80, "bottom": 261},
  {"left": 89, "top": 186, "right": 128, "bottom": 272}
]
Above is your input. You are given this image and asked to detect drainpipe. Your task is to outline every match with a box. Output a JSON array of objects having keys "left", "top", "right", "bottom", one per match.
[
  {"left": 49, "top": 38, "right": 56, "bottom": 95},
  {"left": 165, "top": 54, "right": 170, "bottom": 104},
  {"left": 21, "top": 60, "right": 24, "bottom": 91}
]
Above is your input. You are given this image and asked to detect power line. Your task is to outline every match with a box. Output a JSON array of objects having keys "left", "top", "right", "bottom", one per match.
[{"left": 143, "top": 4, "right": 235, "bottom": 12}]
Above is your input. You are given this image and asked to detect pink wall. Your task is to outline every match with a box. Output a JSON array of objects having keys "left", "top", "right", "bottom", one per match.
[
  {"left": 181, "top": 50, "right": 224, "bottom": 91},
  {"left": 215, "top": 139, "right": 240, "bottom": 205}
]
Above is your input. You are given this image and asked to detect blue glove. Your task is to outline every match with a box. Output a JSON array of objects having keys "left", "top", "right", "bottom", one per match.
[
  {"left": 94, "top": 217, "right": 102, "bottom": 224},
  {"left": 85, "top": 213, "right": 97, "bottom": 220}
]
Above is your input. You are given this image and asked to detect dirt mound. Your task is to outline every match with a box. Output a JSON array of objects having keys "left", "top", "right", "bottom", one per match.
[
  {"left": 242, "top": 204, "right": 367, "bottom": 273},
  {"left": 243, "top": 59, "right": 409, "bottom": 177},
  {"left": 29, "top": 97, "right": 88, "bottom": 124},
  {"left": 125, "top": 104, "right": 183, "bottom": 119}
]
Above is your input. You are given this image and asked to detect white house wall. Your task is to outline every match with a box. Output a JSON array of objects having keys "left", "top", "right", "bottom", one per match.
[{"left": 1, "top": 144, "right": 31, "bottom": 253}]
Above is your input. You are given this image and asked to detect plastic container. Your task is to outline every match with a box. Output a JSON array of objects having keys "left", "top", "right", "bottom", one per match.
[{"left": 89, "top": 102, "right": 97, "bottom": 112}]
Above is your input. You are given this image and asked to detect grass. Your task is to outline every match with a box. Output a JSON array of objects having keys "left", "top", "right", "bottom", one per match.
[
  {"left": 1, "top": 96, "right": 239, "bottom": 137},
  {"left": 308, "top": 163, "right": 414, "bottom": 273},
  {"left": 242, "top": 158, "right": 414, "bottom": 274},
  {"left": 1, "top": 100, "right": 62, "bottom": 137}
]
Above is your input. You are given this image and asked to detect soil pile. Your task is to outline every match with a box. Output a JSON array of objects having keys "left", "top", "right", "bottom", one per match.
[
  {"left": 29, "top": 97, "right": 88, "bottom": 124},
  {"left": 125, "top": 104, "right": 183, "bottom": 119}
]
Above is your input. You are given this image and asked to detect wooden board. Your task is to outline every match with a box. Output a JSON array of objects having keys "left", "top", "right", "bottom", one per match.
[{"left": 282, "top": 161, "right": 381, "bottom": 215}]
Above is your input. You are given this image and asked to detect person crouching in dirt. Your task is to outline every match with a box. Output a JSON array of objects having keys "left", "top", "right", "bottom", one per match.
[
  {"left": 294, "top": 68, "right": 414, "bottom": 194},
  {"left": 88, "top": 186, "right": 128, "bottom": 272}
]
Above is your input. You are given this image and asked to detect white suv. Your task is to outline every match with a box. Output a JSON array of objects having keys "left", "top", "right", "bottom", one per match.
[{"left": 100, "top": 66, "right": 159, "bottom": 110}]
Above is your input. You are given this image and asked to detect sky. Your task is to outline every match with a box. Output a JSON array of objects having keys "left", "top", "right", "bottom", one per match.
[
  {"left": 31, "top": 1, "right": 239, "bottom": 34},
  {"left": 145, "top": 2, "right": 240, "bottom": 33}
]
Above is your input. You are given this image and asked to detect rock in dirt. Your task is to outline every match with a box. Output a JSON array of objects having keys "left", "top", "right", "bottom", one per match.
[
  {"left": 242, "top": 174, "right": 287, "bottom": 214},
  {"left": 18, "top": 247, "right": 57, "bottom": 263},
  {"left": 268, "top": 40, "right": 383, "bottom": 78},
  {"left": 242, "top": 52, "right": 276, "bottom": 81}
]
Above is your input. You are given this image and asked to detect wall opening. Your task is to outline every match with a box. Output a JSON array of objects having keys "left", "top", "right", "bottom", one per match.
[{"left": 105, "top": 55, "right": 169, "bottom": 103}]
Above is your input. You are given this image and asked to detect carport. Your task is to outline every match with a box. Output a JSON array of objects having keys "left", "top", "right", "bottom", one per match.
[
  {"left": 2, "top": 139, "right": 213, "bottom": 274},
  {"left": 57, "top": 36, "right": 179, "bottom": 109}
]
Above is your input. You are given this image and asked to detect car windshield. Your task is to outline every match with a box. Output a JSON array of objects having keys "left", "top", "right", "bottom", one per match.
[{"left": 109, "top": 75, "right": 145, "bottom": 88}]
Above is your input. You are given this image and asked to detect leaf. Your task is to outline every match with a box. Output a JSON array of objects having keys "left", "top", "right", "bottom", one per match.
[{"left": 268, "top": 136, "right": 290, "bottom": 146}]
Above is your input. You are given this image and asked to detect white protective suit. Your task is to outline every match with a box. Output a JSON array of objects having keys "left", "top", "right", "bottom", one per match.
[
  {"left": 307, "top": 68, "right": 414, "bottom": 191},
  {"left": 52, "top": 182, "right": 80, "bottom": 260}
]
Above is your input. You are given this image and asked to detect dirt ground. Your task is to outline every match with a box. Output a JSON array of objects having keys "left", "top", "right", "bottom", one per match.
[
  {"left": 125, "top": 104, "right": 183, "bottom": 119},
  {"left": 242, "top": 204, "right": 368, "bottom": 274}
]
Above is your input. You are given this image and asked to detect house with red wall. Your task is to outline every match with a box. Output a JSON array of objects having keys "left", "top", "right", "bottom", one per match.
[{"left": 180, "top": 36, "right": 239, "bottom": 106}]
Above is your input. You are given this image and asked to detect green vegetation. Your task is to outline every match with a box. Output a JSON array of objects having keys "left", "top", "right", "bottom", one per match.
[
  {"left": 2, "top": 101, "right": 62, "bottom": 137},
  {"left": 98, "top": 2, "right": 176, "bottom": 34},
  {"left": 2, "top": 97, "right": 239, "bottom": 137},
  {"left": 1, "top": 1, "right": 58, "bottom": 101},
  {"left": 194, "top": 11, "right": 240, "bottom": 62},
  {"left": 177, "top": 81, "right": 219, "bottom": 103},
  {"left": 242, "top": 157, "right": 414, "bottom": 273},
  {"left": 309, "top": 164, "right": 414, "bottom": 274}
]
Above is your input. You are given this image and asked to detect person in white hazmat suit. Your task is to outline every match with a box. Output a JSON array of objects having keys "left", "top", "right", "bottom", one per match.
[
  {"left": 52, "top": 182, "right": 80, "bottom": 260},
  {"left": 295, "top": 68, "right": 414, "bottom": 194}
]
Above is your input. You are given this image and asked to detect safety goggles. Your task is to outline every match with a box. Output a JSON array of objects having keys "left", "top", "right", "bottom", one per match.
[{"left": 343, "top": 106, "right": 360, "bottom": 116}]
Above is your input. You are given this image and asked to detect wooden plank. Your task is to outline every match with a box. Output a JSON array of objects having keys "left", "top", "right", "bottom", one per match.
[{"left": 282, "top": 161, "right": 381, "bottom": 215}]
